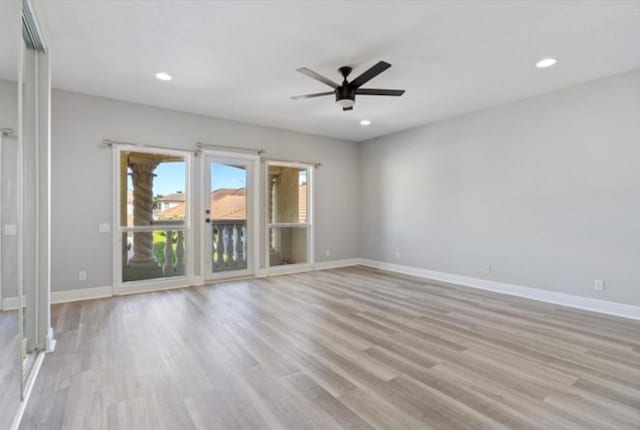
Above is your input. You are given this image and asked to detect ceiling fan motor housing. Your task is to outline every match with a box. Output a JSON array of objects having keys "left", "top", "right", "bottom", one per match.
[
  {"left": 336, "top": 66, "right": 355, "bottom": 106},
  {"left": 335, "top": 85, "right": 355, "bottom": 104}
]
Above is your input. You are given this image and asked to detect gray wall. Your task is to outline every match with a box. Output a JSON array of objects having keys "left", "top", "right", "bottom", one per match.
[
  {"left": 360, "top": 70, "right": 640, "bottom": 306},
  {"left": 51, "top": 90, "right": 360, "bottom": 292}
]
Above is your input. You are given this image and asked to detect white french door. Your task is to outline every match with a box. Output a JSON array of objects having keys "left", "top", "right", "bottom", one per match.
[{"left": 203, "top": 154, "right": 257, "bottom": 280}]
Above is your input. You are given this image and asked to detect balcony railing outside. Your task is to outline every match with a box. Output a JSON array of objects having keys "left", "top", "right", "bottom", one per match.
[
  {"left": 122, "top": 221, "right": 186, "bottom": 282},
  {"left": 212, "top": 220, "right": 247, "bottom": 272},
  {"left": 159, "top": 223, "right": 186, "bottom": 276}
]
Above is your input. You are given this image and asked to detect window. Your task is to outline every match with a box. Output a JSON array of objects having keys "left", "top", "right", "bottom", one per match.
[
  {"left": 267, "top": 163, "right": 312, "bottom": 267},
  {"left": 119, "top": 150, "right": 188, "bottom": 282}
]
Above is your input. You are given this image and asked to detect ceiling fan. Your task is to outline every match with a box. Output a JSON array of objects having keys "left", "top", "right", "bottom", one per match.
[{"left": 291, "top": 61, "right": 405, "bottom": 111}]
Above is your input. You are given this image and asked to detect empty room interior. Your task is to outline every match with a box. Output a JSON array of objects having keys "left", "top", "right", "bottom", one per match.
[{"left": 1, "top": 1, "right": 639, "bottom": 429}]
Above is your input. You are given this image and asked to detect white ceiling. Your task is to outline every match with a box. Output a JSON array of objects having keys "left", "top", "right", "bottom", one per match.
[{"left": 35, "top": 1, "right": 640, "bottom": 142}]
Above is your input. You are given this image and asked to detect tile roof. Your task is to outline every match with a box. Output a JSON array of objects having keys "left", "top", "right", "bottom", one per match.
[
  {"left": 155, "top": 186, "right": 307, "bottom": 222},
  {"left": 158, "top": 193, "right": 186, "bottom": 202}
]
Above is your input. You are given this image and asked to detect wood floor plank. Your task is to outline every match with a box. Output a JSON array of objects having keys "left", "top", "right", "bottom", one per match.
[
  {"left": 18, "top": 266, "right": 640, "bottom": 429},
  {"left": 0, "top": 310, "right": 21, "bottom": 430}
]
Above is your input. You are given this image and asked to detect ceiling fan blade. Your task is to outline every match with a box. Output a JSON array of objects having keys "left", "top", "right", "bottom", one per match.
[
  {"left": 296, "top": 67, "right": 339, "bottom": 89},
  {"left": 348, "top": 61, "right": 391, "bottom": 89},
  {"left": 290, "top": 91, "right": 334, "bottom": 100},
  {"left": 356, "top": 88, "right": 405, "bottom": 96},
  {"left": 342, "top": 106, "right": 353, "bottom": 111}
]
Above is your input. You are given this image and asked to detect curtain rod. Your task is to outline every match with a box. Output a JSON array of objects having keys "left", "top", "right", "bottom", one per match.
[
  {"left": 100, "top": 139, "right": 319, "bottom": 167},
  {"left": 101, "top": 139, "right": 198, "bottom": 154},
  {"left": 196, "top": 142, "right": 265, "bottom": 155},
  {"left": 262, "top": 157, "right": 321, "bottom": 168},
  {"left": 101, "top": 139, "right": 266, "bottom": 158}
]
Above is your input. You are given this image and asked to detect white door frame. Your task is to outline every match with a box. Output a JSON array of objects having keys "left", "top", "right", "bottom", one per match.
[{"left": 201, "top": 150, "right": 260, "bottom": 281}]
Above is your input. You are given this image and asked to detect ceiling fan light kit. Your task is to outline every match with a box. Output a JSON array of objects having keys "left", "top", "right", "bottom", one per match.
[{"left": 292, "top": 61, "right": 405, "bottom": 111}]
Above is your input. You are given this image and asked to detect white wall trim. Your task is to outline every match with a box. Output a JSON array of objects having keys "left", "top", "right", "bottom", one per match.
[
  {"left": 359, "top": 259, "right": 640, "bottom": 321},
  {"left": 115, "top": 276, "right": 202, "bottom": 296},
  {"left": 313, "top": 258, "right": 361, "bottom": 271},
  {"left": 261, "top": 263, "right": 314, "bottom": 276},
  {"left": 258, "top": 258, "right": 358, "bottom": 276},
  {"left": 51, "top": 286, "right": 112, "bottom": 304},
  {"left": 50, "top": 276, "right": 205, "bottom": 304}
]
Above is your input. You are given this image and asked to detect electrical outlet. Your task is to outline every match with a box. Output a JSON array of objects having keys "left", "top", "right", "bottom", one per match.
[
  {"left": 325, "top": 249, "right": 331, "bottom": 257},
  {"left": 98, "top": 223, "right": 111, "bottom": 233},
  {"left": 484, "top": 264, "right": 492, "bottom": 275},
  {"left": 3, "top": 224, "right": 17, "bottom": 236},
  {"left": 395, "top": 251, "right": 400, "bottom": 260},
  {"left": 79, "top": 271, "right": 87, "bottom": 281},
  {"left": 594, "top": 279, "right": 605, "bottom": 292}
]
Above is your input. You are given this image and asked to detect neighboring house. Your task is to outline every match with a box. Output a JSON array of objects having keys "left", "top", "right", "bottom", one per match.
[
  {"left": 157, "top": 193, "right": 185, "bottom": 212},
  {"left": 127, "top": 192, "right": 186, "bottom": 224}
]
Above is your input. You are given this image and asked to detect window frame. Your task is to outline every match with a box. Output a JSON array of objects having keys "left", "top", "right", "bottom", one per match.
[
  {"left": 264, "top": 160, "right": 314, "bottom": 273},
  {"left": 112, "top": 145, "right": 195, "bottom": 294}
]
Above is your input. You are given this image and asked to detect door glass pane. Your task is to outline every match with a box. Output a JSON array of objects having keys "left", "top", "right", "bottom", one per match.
[
  {"left": 211, "top": 163, "right": 248, "bottom": 273},
  {"left": 269, "top": 227, "right": 307, "bottom": 266},
  {"left": 268, "top": 166, "right": 308, "bottom": 224},
  {"left": 120, "top": 151, "right": 187, "bottom": 282}
]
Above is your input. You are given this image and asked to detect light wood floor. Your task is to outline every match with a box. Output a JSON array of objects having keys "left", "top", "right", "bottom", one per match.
[
  {"left": 21, "top": 266, "right": 640, "bottom": 429},
  {"left": 0, "top": 310, "right": 21, "bottom": 430}
]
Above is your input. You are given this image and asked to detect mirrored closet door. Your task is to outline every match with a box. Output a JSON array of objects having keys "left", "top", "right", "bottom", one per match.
[
  {"left": 20, "top": 0, "right": 53, "bottom": 391},
  {"left": 0, "top": 1, "right": 52, "bottom": 426},
  {"left": 0, "top": 1, "right": 23, "bottom": 428}
]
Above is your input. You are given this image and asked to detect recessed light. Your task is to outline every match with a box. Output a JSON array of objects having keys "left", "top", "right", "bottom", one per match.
[
  {"left": 536, "top": 58, "right": 557, "bottom": 69},
  {"left": 155, "top": 72, "right": 173, "bottom": 81},
  {"left": 360, "top": 119, "right": 371, "bottom": 126}
]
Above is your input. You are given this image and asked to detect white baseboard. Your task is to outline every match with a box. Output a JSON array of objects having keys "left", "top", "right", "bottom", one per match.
[
  {"left": 0, "top": 296, "right": 27, "bottom": 311},
  {"left": 1, "top": 295, "right": 24, "bottom": 311},
  {"left": 313, "top": 258, "right": 362, "bottom": 270},
  {"left": 258, "top": 258, "right": 362, "bottom": 277},
  {"left": 51, "top": 286, "right": 112, "bottom": 304},
  {"left": 114, "top": 276, "right": 201, "bottom": 296},
  {"left": 51, "top": 276, "right": 203, "bottom": 304},
  {"left": 258, "top": 258, "right": 361, "bottom": 276},
  {"left": 359, "top": 259, "right": 640, "bottom": 321},
  {"left": 262, "top": 263, "right": 315, "bottom": 276},
  {"left": 49, "top": 259, "right": 360, "bottom": 303}
]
